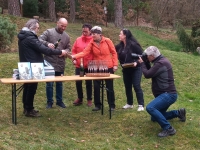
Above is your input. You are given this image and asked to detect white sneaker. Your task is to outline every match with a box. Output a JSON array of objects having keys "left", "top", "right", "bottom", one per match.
[
  {"left": 122, "top": 104, "right": 133, "bottom": 109},
  {"left": 137, "top": 105, "right": 144, "bottom": 111}
]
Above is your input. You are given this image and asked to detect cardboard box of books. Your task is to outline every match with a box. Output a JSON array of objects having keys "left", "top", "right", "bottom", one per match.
[
  {"left": 44, "top": 60, "right": 55, "bottom": 78},
  {"left": 18, "top": 62, "right": 32, "bottom": 80},
  {"left": 31, "top": 63, "right": 45, "bottom": 79}
]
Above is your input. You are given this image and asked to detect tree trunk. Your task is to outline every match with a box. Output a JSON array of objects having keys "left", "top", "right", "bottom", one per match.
[
  {"left": 114, "top": 0, "right": 123, "bottom": 28},
  {"left": 48, "top": 0, "right": 56, "bottom": 22},
  {"left": 8, "top": 0, "right": 21, "bottom": 16},
  {"left": 70, "top": 0, "right": 75, "bottom": 23}
]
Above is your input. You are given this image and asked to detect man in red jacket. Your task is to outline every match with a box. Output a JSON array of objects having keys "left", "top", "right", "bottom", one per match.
[{"left": 72, "top": 24, "right": 93, "bottom": 107}]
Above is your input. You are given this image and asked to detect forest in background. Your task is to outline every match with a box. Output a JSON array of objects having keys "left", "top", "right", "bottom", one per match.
[
  {"left": 1, "top": 0, "right": 200, "bottom": 53},
  {"left": 0, "top": 0, "right": 200, "bottom": 29}
]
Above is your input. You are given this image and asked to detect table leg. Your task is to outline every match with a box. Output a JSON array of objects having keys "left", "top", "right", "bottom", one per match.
[
  {"left": 12, "top": 84, "right": 17, "bottom": 125},
  {"left": 109, "top": 91, "right": 111, "bottom": 119},
  {"left": 100, "top": 80, "right": 112, "bottom": 119},
  {"left": 101, "top": 80, "right": 104, "bottom": 115}
]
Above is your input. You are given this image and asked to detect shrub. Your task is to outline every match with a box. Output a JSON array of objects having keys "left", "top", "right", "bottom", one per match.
[
  {"left": 176, "top": 23, "right": 196, "bottom": 52},
  {"left": 191, "top": 20, "right": 200, "bottom": 37},
  {"left": 0, "top": 16, "right": 16, "bottom": 52},
  {"left": 23, "top": 0, "right": 38, "bottom": 18},
  {"left": 78, "top": 0, "right": 105, "bottom": 25}
]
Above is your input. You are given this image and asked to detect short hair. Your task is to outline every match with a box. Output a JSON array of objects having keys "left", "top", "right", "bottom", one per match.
[
  {"left": 25, "top": 19, "right": 39, "bottom": 30},
  {"left": 91, "top": 26, "right": 102, "bottom": 34},
  {"left": 144, "top": 46, "right": 161, "bottom": 58},
  {"left": 82, "top": 23, "right": 92, "bottom": 30}
]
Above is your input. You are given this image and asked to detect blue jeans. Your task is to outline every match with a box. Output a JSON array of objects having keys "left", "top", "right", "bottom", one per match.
[
  {"left": 146, "top": 93, "right": 179, "bottom": 130},
  {"left": 46, "top": 72, "right": 63, "bottom": 103},
  {"left": 122, "top": 67, "right": 144, "bottom": 106}
]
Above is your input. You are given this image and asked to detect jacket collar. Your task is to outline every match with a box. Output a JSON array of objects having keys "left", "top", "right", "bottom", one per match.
[{"left": 152, "top": 55, "right": 163, "bottom": 63}]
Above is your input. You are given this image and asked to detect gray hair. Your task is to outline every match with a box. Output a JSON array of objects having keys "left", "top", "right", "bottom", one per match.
[
  {"left": 144, "top": 46, "right": 161, "bottom": 58},
  {"left": 25, "top": 19, "right": 39, "bottom": 30},
  {"left": 91, "top": 26, "right": 102, "bottom": 34}
]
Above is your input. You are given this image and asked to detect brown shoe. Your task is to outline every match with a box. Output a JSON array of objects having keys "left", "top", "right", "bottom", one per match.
[
  {"left": 87, "top": 100, "right": 92, "bottom": 107},
  {"left": 73, "top": 98, "right": 82, "bottom": 106},
  {"left": 25, "top": 109, "right": 41, "bottom": 117}
]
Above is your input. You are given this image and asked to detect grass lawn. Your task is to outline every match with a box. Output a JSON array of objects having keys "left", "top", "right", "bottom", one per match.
[{"left": 0, "top": 16, "right": 200, "bottom": 149}]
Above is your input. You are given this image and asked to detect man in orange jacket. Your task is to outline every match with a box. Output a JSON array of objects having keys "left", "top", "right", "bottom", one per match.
[{"left": 67, "top": 26, "right": 118, "bottom": 111}]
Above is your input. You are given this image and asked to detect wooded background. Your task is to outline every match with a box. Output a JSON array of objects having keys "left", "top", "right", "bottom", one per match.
[{"left": 1, "top": 0, "right": 200, "bottom": 28}]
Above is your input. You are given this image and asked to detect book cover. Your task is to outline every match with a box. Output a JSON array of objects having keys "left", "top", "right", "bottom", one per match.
[
  {"left": 18, "top": 62, "right": 32, "bottom": 80},
  {"left": 31, "top": 63, "right": 45, "bottom": 80}
]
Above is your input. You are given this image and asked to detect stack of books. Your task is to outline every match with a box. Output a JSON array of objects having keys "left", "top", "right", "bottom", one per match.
[
  {"left": 44, "top": 60, "right": 55, "bottom": 78},
  {"left": 17, "top": 61, "right": 55, "bottom": 80}
]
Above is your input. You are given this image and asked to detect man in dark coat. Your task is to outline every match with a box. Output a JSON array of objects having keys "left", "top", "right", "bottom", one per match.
[{"left": 18, "top": 19, "right": 66, "bottom": 117}]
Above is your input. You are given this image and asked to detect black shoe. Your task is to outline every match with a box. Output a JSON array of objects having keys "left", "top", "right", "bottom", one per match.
[
  {"left": 178, "top": 108, "right": 186, "bottom": 122},
  {"left": 56, "top": 102, "right": 66, "bottom": 108},
  {"left": 23, "top": 109, "right": 39, "bottom": 114},
  {"left": 25, "top": 109, "right": 41, "bottom": 117},
  {"left": 92, "top": 107, "right": 101, "bottom": 111},
  {"left": 158, "top": 127, "right": 176, "bottom": 137},
  {"left": 46, "top": 102, "right": 53, "bottom": 109}
]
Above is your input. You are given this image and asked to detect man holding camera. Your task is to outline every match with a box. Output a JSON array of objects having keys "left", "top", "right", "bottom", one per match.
[{"left": 138, "top": 46, "right": 186, "bottom": 137}]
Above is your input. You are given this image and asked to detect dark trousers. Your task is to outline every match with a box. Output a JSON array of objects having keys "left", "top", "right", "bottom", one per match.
[
  {"left": 22, "top": 83, "right": 38, "bottom": 111},
  {"left": 75, "top": 68, "right": 92, "bottom": 100},
  {"left": 93, "top": 68, "right": 115, "bottom": 108},
  {"left": 122, "top": 67, "right": 144, "bottom": 106}
]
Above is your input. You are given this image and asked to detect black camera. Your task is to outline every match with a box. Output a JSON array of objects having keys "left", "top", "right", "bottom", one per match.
[
  {"left": 131, "top": 52, "right": 147, "bottom": 62},
  {"left": 131, "top": 52, "right": 151, "bottom": 69}
]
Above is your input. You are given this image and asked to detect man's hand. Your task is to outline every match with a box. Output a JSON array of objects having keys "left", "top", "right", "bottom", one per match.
[
  {"left": 48, "top": 43, "right": 55, "bottom": 49},
  {"left": 59, "top": 50, "right": 67, "bottom": 57},
  {"left": 65, "top": 52, "right": 73, "bottom": 59},
  {"left": 138, "top": 57, "right": 143, "bottom": 63},
  {"left": 113, "top": 66, "right": 118, "bottom": 72}
]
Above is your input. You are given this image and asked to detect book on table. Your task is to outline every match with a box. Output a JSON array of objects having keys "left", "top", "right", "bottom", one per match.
[
  {"left": 18, "top": 62, "right": 32, "bottom": 80},
  {"left": 31, "top": 63, "right": 45, "bottom": 79}
]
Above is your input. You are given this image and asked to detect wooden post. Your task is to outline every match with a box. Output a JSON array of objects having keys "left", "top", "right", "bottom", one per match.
[
  {"left": 20, "top": 4, "right": 23, "bottom": 16},
  {"left": 20, "top": 0, "right": 23, "bottom": 16}
]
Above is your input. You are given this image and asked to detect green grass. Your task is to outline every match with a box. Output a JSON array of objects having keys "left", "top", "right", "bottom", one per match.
[{"left": 0, "top": 18, "right": 200, "bottom": 149}]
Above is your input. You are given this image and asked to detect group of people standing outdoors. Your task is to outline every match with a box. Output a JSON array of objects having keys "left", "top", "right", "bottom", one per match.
[{"left": 18, "top": 18, "right": 186, "bottom": 137}]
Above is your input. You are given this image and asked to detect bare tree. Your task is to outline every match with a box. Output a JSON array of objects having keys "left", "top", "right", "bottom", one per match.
[
  {"left": 150, "top": 0, "right": 200, "bottom": 28},
  {"left": 114, "top": 0, "right": 123, "bottom": 28},
  {"left": 48, "top": 0, "right": 56, "bottom": 22},
  {"left": 70, "top": 0, "right": 75, "bottom": 23},
  {"left": 150, "top": 0, "right": 169, "bottom": 30},
  {"left": 8, "top": 0, "right": 21, "bottom": 16}
]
